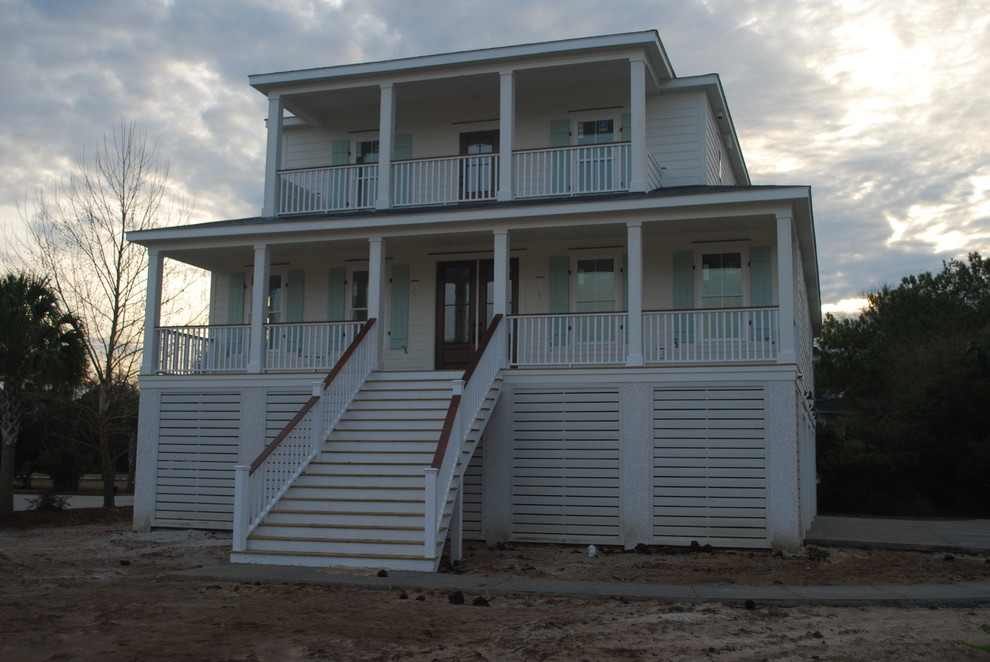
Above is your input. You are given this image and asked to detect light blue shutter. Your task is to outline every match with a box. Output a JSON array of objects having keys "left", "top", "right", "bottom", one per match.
[
  {"left": 327, "top": 267, "right": 345, "bottom": 320},
  {"left": 394, "top": 134, "right": 412, "bottom": 159},
  {"left": 331, "top": 140, "right": 349, "bottom": 165},
  {"left": 389, "top": 264, "right": 410, "bottom": 350},
  {"left": 227, "top": 272, "right": 245, "bottom": 354},
  {"left": 286, "top": 270, "right": 305, "bottom": 351},
  {"left": 393, "top": 134, "right": 413, "bottom": 204},
  {"left": 227, "top": 273, "right": 245, "bottom": 324},
  {"left": 672, "top": 251, "right": 694, "bottom": 343},
  {"left": 620, "top": 112, "right": 632, "bottom": 187},
  {"left": 550, "top": 120, "right": 570, "bottom": 194},
  {"left": 548, "top": 256, "right": 569, "bottom": 345},
  {"left": 750, "top": 246, "right": 773, "bottom": 340}
]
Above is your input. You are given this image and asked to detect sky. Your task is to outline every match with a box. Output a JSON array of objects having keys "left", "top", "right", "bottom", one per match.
[{"left": 1, "top": 0, "right": 988, "bottom": 314}]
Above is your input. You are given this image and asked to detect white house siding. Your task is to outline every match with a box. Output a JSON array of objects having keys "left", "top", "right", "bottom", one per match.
[
  {"left": 153, "top": 391, "right": 242, "bottom": 529},
  {"left": 704, "top": 102, "right": 737, "bottom": 186},
  {"left": 510, "top": 388, "right": 622, "bottom": 544},
  {"left": 462, "top": 437, "right": 483, "bottom": 539},
  {"left": 648, "top": 91, "right": 704, "bottom": 187},
  {"left": 652, "top": 387, "right": 768, "bottom": 547}
]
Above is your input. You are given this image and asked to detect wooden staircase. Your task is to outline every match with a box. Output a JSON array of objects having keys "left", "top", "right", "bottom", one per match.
[{"left": 230, "top": 370, "right": 499, "bottom": 570}]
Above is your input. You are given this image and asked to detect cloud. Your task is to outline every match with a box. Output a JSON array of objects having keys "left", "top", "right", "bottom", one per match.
[{"left": 1, "top": 0, "right": 988, "bottom": 312}]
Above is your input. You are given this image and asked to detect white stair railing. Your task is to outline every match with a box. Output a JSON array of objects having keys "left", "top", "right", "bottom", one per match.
[
  {"left": 232, "top": 319, "right": 378, "bottom": 552},
  {"left": 424, "top": 315, "right": 506, "bottom": 559}
]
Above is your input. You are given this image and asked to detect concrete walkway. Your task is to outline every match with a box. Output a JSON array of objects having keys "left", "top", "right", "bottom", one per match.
[
  {"left": 807, "top": 515, "right": 990, "bottom": 553},
  {"left": 169, "top": 516, "right": 990, "bottom": 607}
]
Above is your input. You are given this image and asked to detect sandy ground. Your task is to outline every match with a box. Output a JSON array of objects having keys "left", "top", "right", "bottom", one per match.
[{"left": 1, "top": 510, "right": 990, "bottom": 661}]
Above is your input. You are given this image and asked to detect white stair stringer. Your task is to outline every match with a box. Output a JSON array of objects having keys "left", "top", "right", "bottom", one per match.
[{"left": 230, "top": 370, "right": 498, "bottom": 571}]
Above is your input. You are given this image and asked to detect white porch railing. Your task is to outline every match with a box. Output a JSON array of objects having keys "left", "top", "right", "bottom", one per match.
[
  {"left": 278, "top": 164, "right": 377, "bottom": 215},
  {"left": 232, "top": 319, "right": 378, "bottom": 552},
  {"left": 156, "top": 325, "right": 249, "bottom": 374},
  {"left": 393, "top": 154, "right": 499, "bottom": 206},
  {"left": 643, "top": 307, "right": 779, "bottom": 363},
  {"left": 424, "top": 315, "right": 506, "bottom": 559},
  {"left": 265, "top": 321, "right": 365, "bottom": 371},
  {"left": 513, "top": 142, "right": 632, "bottom": 198},
  {"left": 508, "top": 312, "right": 627, "bottom": 366}
]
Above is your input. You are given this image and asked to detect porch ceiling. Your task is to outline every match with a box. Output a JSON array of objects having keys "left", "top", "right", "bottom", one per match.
[{"left": 281, "top": 59, "right": 633, "bottom": 126}]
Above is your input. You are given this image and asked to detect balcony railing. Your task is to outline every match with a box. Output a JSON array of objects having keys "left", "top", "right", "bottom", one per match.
[
  {"left": 156, "top": 324, "right": 250, "bottom": 374},
  {"left": 393, "top": 153, "right": 499, "bottom": 206},
  {"left": 278, "top": 164, "right": 377, "bottom": 215},
  {"left": 642, "top": 307, "right": 779, "bottom": 363},
  {"left": 508, "top": 312, "right": 628, "bottom": 366},
  {"left": 513, "top": 142, "right": 631, "bottom": 198},
  {"left": 154, "top": 321, "right": 363, "bottom": 375},
  {"left": 265, "top": 321, "right": 366, "bottom": 371}
]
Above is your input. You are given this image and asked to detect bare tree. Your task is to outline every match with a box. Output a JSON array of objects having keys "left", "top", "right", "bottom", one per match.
[{"left": 22, "top": 120, "right": 191, "bottom": 508}]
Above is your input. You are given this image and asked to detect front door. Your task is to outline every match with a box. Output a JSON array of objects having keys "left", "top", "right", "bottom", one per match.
[
  {"left": 435, "top": 258, "right": 518, "bottom": 370},
  {"left": 459, "top": 130, "right": 499, "bottom": 201}
]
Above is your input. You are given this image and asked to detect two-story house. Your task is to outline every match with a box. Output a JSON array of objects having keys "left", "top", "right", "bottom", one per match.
[{"left": 129, "top": 30, "right": 820, "bottom": 571}]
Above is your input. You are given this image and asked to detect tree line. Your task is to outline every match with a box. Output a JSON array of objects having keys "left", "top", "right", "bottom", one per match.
[{"left": 816, "top": 253, "right": 990, "bottom": 516}]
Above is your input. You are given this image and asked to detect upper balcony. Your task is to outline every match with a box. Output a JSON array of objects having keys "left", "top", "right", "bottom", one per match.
[{"left": 250, "top": 32, "right": 746, "bottom": 218}]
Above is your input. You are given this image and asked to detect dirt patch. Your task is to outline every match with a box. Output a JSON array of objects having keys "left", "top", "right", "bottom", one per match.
[
  {"left": 1, "top": 515, "right": 989, "bottom": 661},
  {"left": 451, "top": 540, "right": 990, "bottom": 586}
]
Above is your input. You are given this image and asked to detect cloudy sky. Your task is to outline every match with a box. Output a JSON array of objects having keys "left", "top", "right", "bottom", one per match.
[{"left": 2, "top": 0, "right": 988, "bottom": 312}]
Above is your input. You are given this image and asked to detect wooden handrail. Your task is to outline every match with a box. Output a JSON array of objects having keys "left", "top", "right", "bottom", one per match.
[
  {"left": 248, "top": 318, "right": 377, "bottom": 475},
  {"left": 431, "top": 314, "right": 502, "bottom": 469},
  {"left": 323, "top": 318, "right": 376, "bottom": 388}
]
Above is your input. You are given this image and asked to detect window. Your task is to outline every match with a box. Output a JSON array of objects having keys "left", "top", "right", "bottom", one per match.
[
  {"left": 700, "top": 252, "right": 743, "bottom": 309},
  {"left": 575, "top": 258, "right": 616, "bottom": 312},
  {"left": 355, "top": 140, "right": 379, "bottom": 164},
  {"left": 267, "top": 274, "right": 283, "bottom": 324},
  {"left": 577, "top": 119, "right": 614, "bottom": 145},
  {"left": 350, "top": 270, "right": 368, "bottom": 321}
]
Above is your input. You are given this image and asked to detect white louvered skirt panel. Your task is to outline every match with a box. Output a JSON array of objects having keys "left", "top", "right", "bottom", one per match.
[
  {"left": 155, "top": 391, "right": 241, "bottom": 529},
  {"left": 511, "top": 388, "right": 621, "bottom": 543},
  {"left": 653, "top": 387, "right": 769, "bottom": 547},
  {"left": 462, "top": 438, "right": 483, "bottom": 539},
  {"left": 265, "top": 391, "right": 310, "bottom": 443}
]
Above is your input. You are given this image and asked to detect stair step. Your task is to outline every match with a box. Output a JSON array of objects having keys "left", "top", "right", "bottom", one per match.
[
  {"left": 253, "top": 522, "right": 425, "bottom": 542},
  {"left": 334, "top": 419, "right": 445, "bottom": 432},
  {"left": 266, "top": 510, "right": 424, "bottom": 526},
  {"left": 229, "top": 549, "right": 438, "bottom": 571},
  {"left": 277, "top": 497, "right": 424, "bottom": 513},
  {"left": 283, "top": 485, "right": 422, "bottom": 500},
  {"left": 341, "top": 409, "right": 447, "bottom": 421},
  {"left": 322, "top": 440, "right": 438, "bottom": 453},
  {"left": 294, "top": 473, "right": 424, "bottom": 488},
  {"left": 307, "top": 461, "right": 429, "bottom": 474},
  {"left": 247, "top": 536, "right": 425, "bottom": 557}
]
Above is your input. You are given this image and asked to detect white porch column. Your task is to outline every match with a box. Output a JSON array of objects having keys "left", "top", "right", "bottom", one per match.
[
  {"left": 376, "top": 83, "right": 395, "bottom": 210},
  {"left": 493, "top": 229, "right": 510, "bottom": 317},
  {"left": 140, "top": 248, "right": 164, "bottom": 375},
  {"left": 367, "top": 236, "right": 386, "bottom": 368},
  {"left": 776, "top": 215, "right": 796, "bottom": 365},
  {"left": 261, "top": 96, "right": 284, "bottom": 217},
  {"left": 497, "top": 71, "right": 515, "bottom": 202},
  {"left": 629, "top": 58, "right": 647, "bottom": 193},
  {"left": 247, "top": 244, "right": 270, "bottom": 373},
  {"left": 625, "top": 221, "right": 644, "bottom": 366}
]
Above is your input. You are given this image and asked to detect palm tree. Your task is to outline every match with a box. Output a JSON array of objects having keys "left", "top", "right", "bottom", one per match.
[{"left": 0, "top": 273, "right": 88, "bottom": 514}]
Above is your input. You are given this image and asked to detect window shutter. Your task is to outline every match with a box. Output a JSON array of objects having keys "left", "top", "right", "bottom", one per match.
[
  {"left": 672, "top": 251, "right": 695, "bottom": 342},
  {"left": 749, "top": 246, "right": 773, "bottom": 339},
  {"left": 550, "top": 120, "right": 570, "bottom": 194},
  {"left": 389, "top": 264, "right": 410, "bottom": 350},
  {"left": 548, "top": 256, "right": 569, "bottom": 346},
  {"left": 622, "top": 253, "right": 629, "bottom": 311},
  {"left": 286, "top": 270, "right": 305, "bottom": 323},
  {"left": 394, "top": 133, "right": 413, "bottom": 160},
  {"left": 227, "top": 273, "right": 245, "bottom": 324},
  {"left": 620, "top": 112, "right": 632, "bottom": 187},
  {"left": 331, "top": 140, "right": 349, "bottom": 165},
  {"left": 327, "top": 267, "right": 346, "bottom": 320},
  {"left": 620, "top": 113, "right": 632, "bottom": 141},
  {"left": 550, "top": 120, "right": 570, "bottom": 147}
]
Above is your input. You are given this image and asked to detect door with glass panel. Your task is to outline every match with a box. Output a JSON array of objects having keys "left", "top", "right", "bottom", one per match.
[
  {"left": 700, "top": 252, "right": 744, "bottom": 338},
  {"left": 576, "top": 119, "right": 615, "bottom": 193},
  {"left": 354, "top": 140, "right": 379, "bottom": 208},
  {"left": 435, "top": 259, "right": 517, "bottom": 370},
  {"left": 575, "top": 257, "right": 618, "bottom": 344},
  {"left": 459, "top": 131, "right": 498, "bottom": 201}
]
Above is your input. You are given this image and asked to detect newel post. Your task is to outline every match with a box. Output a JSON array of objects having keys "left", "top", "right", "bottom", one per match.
[
  {"left": 233, "top": 464, "right": 250, "bottom": 551},
  {"left": 309, "top": 381, "right": 324, "bottom": 455},
  {"left": 423, "top": 467, "right": 439, "bottom": 558}
]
